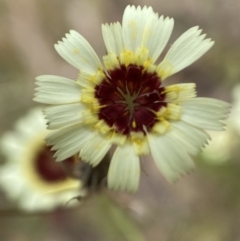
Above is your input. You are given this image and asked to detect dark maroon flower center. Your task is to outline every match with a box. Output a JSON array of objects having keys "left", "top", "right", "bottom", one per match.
[
  {"left": 34, "top": 146, "right": 74, "bottom": 183},
  {"left": 95, "top": 64, "right": 167, "bottom": 135}
]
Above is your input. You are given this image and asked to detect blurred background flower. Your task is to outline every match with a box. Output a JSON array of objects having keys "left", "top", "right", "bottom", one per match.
[
  {"left": 1, "top": 0, "right": 240, "bottom": 240},
  {"left": 0, "top": 108, "right": 82, "bottom": 212},
  {"left": 201, "top": 85, "right": 240, "bottom": 164}
]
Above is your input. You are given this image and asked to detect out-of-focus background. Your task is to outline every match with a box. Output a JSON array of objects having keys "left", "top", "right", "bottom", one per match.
[{"left": 1, "top": 0, "right": 240, "bottom": 240}]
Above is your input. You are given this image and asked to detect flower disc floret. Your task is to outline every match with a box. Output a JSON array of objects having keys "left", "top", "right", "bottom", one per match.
[{"left": 95, "top": 64, "right": 166, "bottom": 135}]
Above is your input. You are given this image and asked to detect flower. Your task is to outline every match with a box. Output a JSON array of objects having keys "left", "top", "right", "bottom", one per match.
[
  {"left": 0, "top": 108, "right": 83, "bottom": 211},
  {"left": 34, "top": 5, "right": 230, "bottom": 192},
  {"left": 201, "top": 130, "right": 231, "bottom": 164}
]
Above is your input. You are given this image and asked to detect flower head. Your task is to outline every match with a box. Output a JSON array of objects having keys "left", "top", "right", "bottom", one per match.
[
  {"left": 0, "top": 108, "right": 83, "bottom": 211},
  {"left": 34, "top": 5, "right": 230, "bottom": 192}
]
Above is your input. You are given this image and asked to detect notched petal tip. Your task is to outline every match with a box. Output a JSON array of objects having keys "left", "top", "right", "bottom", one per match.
[
  {"left": 169, "top": 166, "right": 195, "bottom": 184},
  {"left": 54, "top": 42, "right": 62, "bottom": 49},
  {"left": 35, "top": 75, "right": 51, "bottom": 82},
  {"left": 53, "top": 29, "right": 103, "bottom": 73},
  {"left": 191, "top": 25, "right": 200, "bottom": 31},
  {"left": 159, "top": 25, "right": 215, "bottom": 78},
  {"left": 69, "top": 29, "right": 78, "bottom": 35},
  {"left": 55, "top": 156, "right": 64, "bottom": 162}
]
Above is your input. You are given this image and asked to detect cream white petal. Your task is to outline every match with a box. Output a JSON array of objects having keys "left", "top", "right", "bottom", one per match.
[
  {"left": 76, "top": 71, "right": 103, "bottom": 89},
  {"left": 148, "top": 130, "right": 194, "bottom": 182},
  {"left": 18, "top": 188, "right": 81, "bottom": 212},
  {"left": 142, "top": 15, "right": 174, "bottom": 63},
  {"left": 122, "top": 5, "right": 154, "bottom": 52},
  {"left": 46, "top": 124, "right": 95, "bottom": 161},
  {"left": 46, "top": 123, "right": 83, "bottom": 146},
  {"left": 102, "top": 22, "right": 124, "bottom": 56},
  {"left": 170, "top": 121, "right": 211, "bottom": 162},
  {"left": 171, "top": 121, "right": 211, "bottom": 148},
  {"left": 157, "top": 26, "right": 214, "bottom": 79},
  {"left": 55, "top": 30, "right": 103, "bottom": 74},
  {"left": 1, "top": 132, "right": 25, "bottom": 159},
  {"left": 19, "top": 192, "right": 55, "bottom": 212},
  {"left": 80, "top": 133, "right": 111, "bottom": 166},
  {"left": 181, "top": 116, "right": 224, "bottom": 131},
  {"left": 166, "top": 128, "right": 200, "bottom": 155},
  {"left": 34, "top": 75, "right": 81, "bottom": 104},
  {"left": 47, "top": 130, "right": 83, "bottom": 150},
  {"left": 44, "top": 103, "right": 87, "bottom": 129},
  {"left": 0, "top": 165, "right": 26, "bottom": 199},
  {"left": 108, "top": 144, "right": 140, "bottom": 192},
  {"left": 54, "top": 144, "right": 82, "bottom": 162},
  {"left": 181, "top": 98, "right": 230, "bottom": 130},
  {"left": 164, "top": 83, "right": 196, "bottom": 102},
  {"left": 182, "top": 97, "right": 231, "bottom": 110}
]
